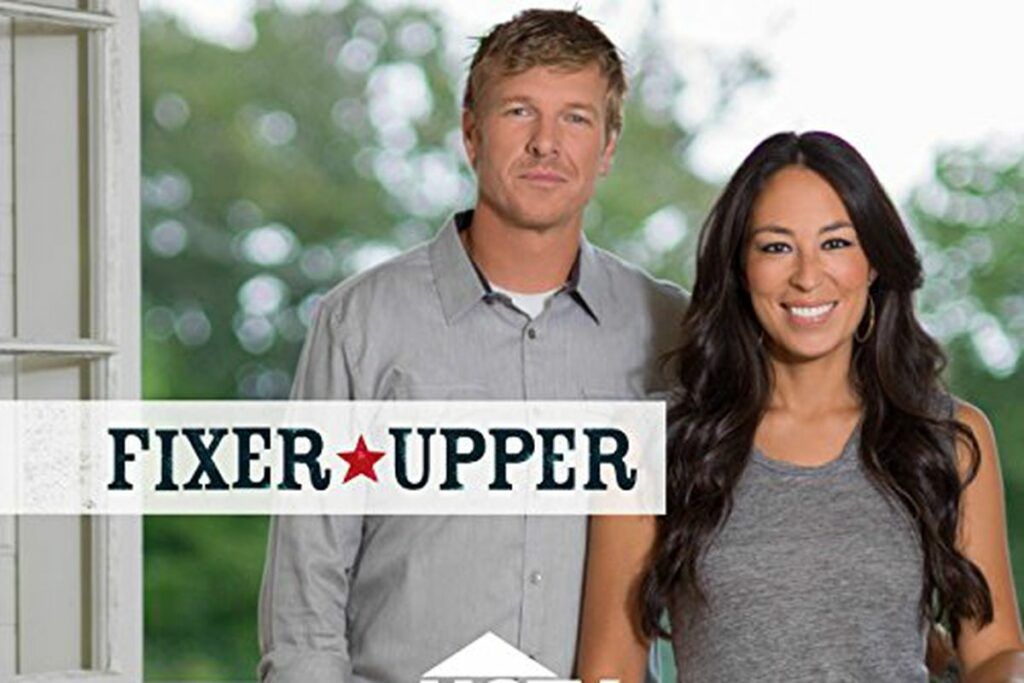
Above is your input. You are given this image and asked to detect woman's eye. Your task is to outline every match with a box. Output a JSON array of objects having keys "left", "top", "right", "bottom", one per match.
[
  {"left": 759, "top": 242, "right": 791, "bottom": 254},
  {"left": 822, "top": 238, "right": 853, "bottom": 250}
]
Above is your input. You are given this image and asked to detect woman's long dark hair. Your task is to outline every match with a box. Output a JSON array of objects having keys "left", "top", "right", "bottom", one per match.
[{"left": 641, "top": 131, "right": 992, "bottom": 642}]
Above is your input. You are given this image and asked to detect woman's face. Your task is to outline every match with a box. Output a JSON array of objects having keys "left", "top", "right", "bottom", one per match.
[{"left": 744, "top": 165, "right": 876, "bottom": 363}]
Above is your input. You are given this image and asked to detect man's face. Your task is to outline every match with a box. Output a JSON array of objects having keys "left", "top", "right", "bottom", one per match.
[{"left": 462, "top": 63, "right": 618, "bottom": 233}]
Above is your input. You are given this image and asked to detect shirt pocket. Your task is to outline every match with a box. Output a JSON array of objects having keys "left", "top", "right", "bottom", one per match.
[
  {"left": 392, "top": 379, "right": 491, "bottom": 400},
  {"left": 579, "top": 384, "right": 633, "bottom": 400}
]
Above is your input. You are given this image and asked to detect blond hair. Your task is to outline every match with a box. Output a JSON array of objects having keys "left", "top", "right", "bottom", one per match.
[{"left": 463, "top": 9, "right": 627, "bottom": 139}]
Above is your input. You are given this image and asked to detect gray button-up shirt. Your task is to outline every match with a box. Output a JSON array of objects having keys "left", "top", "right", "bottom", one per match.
[{"left": 259, "top": 211, "right": 687, "bottom": 683}]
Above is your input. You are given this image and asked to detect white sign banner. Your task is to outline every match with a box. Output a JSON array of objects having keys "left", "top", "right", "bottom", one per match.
[{"left": 0, "top": 400, "right": 665, "bottom": 515}]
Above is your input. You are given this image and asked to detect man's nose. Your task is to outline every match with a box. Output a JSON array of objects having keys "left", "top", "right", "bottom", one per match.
[{"left": 526, "top": 115, "right": 560, "bottom": 158}]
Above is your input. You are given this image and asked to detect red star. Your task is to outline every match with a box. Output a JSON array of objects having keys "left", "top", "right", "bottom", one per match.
[{"left": 337, "top": 435, "right": 386, "bottom": 483}]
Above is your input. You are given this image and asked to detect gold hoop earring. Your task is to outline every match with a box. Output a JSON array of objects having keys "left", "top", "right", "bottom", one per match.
[{"left": 855, "top": 295, "right": 876, "bottom": 343}]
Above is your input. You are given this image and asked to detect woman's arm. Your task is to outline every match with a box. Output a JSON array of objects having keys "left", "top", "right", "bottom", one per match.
[
  {"left": 575, "top": 514, "right": 657, "bottom": 683},
  {"left": 953, "top": 401, "right": 1024, "bottom": 682}
]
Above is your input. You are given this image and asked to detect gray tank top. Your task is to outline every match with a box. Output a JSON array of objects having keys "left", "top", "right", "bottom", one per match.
[{"left": 670, "top": 423, "right": 932, "bottom": 682}]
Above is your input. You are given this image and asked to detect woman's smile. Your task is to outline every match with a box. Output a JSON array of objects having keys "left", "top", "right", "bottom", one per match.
[{"left": 781, "top": 300, "right": 839, "bottom": 326}]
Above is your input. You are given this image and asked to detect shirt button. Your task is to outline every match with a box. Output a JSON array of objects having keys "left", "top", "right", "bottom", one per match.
[
  {"left": 527, "top": 328, "right": 537, "bottom": 340},
  {"left": 529, "top": 570, "right": 543, "bottom": 585}
]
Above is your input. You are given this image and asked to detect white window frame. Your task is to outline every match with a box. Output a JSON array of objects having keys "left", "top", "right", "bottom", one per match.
[{"left": 0, "top": 1, "right": 141, "bottom": 681}]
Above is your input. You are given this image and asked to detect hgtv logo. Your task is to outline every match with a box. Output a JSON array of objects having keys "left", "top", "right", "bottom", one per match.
[{"left": 421, "top": 632, "right": 618, "bottom": 683}]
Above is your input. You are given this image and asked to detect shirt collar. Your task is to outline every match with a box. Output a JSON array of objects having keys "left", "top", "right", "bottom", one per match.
[
  {"left": 428, "top": 211, "right": 489, "bottom": 323},
  {"left": 566, "top": 237, "right": 608, "bottom": 324},
  {"left": 428, "top": 209, "right": 608, "bottom": 324}
]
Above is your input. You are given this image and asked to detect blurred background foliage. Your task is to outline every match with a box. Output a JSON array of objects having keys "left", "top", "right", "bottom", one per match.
[{"left": 141, "top": 1, "right": 1022, "bottom": 679}]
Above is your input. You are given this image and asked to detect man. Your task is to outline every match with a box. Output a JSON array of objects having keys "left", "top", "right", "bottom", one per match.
[{"left": 258, "top": 9, "right": 687, "bottom": 682}]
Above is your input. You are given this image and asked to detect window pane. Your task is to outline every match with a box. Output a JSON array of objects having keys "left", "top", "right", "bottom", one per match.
[
  {"left": 0, "top": 518, "right": 14, "bottom": 679},
  {"left": 16, "top": 517, "right": 90, "bottom": 673},
  {"left": 0, "top": 15, "right": 12, "bottom": 399},
  {"left": 13, "top": 18, "right": 90, "bottom": 346}
]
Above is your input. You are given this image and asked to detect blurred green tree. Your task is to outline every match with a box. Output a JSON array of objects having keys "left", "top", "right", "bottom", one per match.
[
  {"left": 142, "top": 3, "right": 464, "bottom": 401},
  {"left": 908, "top": 145, "right": 1024, "bottom": 619}
]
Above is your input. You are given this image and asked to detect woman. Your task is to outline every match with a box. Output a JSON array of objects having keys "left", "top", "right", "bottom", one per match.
[{"left": 576, "top": 132, "right": 1024, "bottom": 681}]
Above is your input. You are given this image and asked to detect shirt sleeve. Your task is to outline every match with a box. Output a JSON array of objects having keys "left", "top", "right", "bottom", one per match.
[{"left": 258, "top": 301, "right": 364, "bottom": 683}]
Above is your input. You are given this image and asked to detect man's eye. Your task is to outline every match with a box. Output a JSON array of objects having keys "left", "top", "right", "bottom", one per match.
[
  {"left": 566, "top": 112, "right": 591, "bottom": 125},
  {"left": 505, "top": 106, "right": 530, "bottom": 117},
  {"left": 759, "top": 242, "right": 791, "bottom": 254},
  {"left": 823, "top": 238, "right": 853, "bottom": 250}
]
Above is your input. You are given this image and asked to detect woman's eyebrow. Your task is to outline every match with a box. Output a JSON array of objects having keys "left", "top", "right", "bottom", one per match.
[
  {"left": 820, "top": 221, "right": 854, "bottom": 233},
  {"left": 750, "top": 220, "right": 853, "bottom": 236}
]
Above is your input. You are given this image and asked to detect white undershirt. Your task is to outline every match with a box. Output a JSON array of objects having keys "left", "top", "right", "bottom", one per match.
[{"left": 489, "top": 283, "right": 561, "bottom": 319}]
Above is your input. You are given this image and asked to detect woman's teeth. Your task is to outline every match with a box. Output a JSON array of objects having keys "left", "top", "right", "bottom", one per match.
[{"left": 788, "top": 302, "right": 836, "bottom": 319}]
